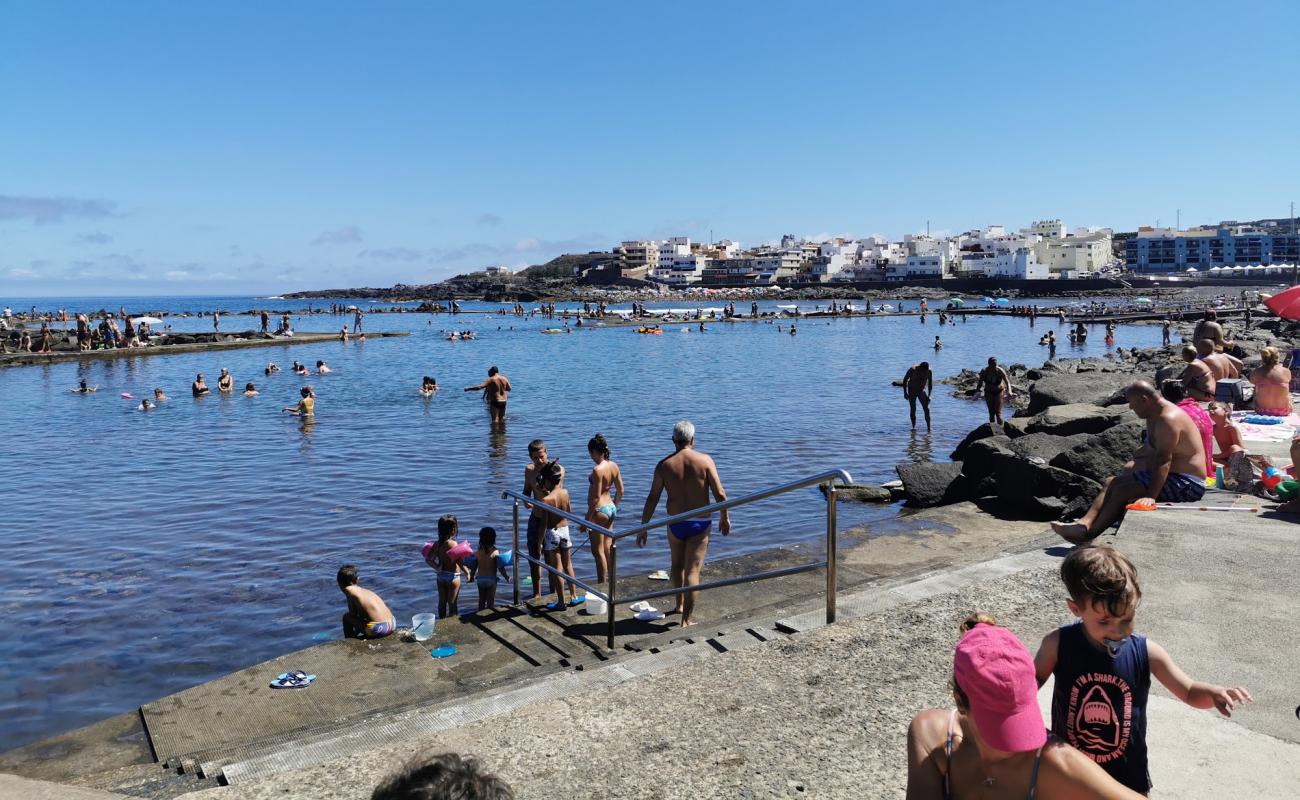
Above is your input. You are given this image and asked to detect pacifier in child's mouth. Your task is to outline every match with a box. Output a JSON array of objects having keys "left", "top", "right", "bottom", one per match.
[{"left": 1103, "top": 637, "right": 1128, "bottom": 657}]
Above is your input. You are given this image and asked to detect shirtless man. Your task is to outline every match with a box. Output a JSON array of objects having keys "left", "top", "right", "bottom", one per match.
[
  {"left": 192, "top": 373, "right": 210, "bottom": 397},
  {"left": 521, "top": 439, "right": 562, "bottom": 599},
  {"left": 639, "top": 420, "right": 730, "bottom": 627},
  {"left": 1195, "top": 338, "right": 1242, "bottom": 380},
  {"left": 977, "top": 357, "right": 1013, "bottom": 425},
  {"left": 1179, "top": 346, "right": 1216, "bottom": 402},
  {"left": 464, "top": 366, "right": 512, "bottom": 423},
  {"left": 1051, "top": 380, "right": 1207, "bottom": 543},
  {"left": 337, "top": 564, "right": 395, "bottom": 639},
  {"left": 1192, "top": 310, "right": 1232, "bottom": 352},
  {"left": 902, "top": 361, "right": 933, "bottom": 430},
  {"left": 217, "top": 368, "right": 234, "bottom": 393}
]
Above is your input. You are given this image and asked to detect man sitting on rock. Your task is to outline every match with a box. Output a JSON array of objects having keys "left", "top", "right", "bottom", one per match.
[
  {"left": 1193, "top": 309, "right": 1233, "bottom": 353},
  {"left": 1195, "top": 338, "right": 1242, "bottom": 380},
  {"left": 1051, "top": 380, "right": 1207, "bottom": 543},
  {"left": 1179, "top": 345, "right": 1216, "bottom": 402}
]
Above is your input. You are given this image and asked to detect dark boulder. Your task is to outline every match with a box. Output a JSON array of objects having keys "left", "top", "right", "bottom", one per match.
[
  {"left": 959, "top": 436, "right": 1015, "bottom": 482},
  {"left": 1026, "top": 373, "right": 1145, "bottom": 415},
  {"left": 994, "top": 458, "right": 1103, "bottom": 520},
  {"left": 1006, "top": 432, "right": 1091, "bottom": 463},
  {"left": 895, "top": 461, "right": 965, "bottom": 508},
  {"left": 1049, "top": 421, "right": 1144, "bottom": 484},
  {"left": 1024, "top": 403, "right": 1135, "bottom": 437},
  {"left": 951, "top": 423, "right": 1004, "bottom": 460}
]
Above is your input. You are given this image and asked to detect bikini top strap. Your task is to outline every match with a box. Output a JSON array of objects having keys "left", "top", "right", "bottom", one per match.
[
  {"left": 1026, "top": 734, "right": 1051, "bottom": 800},
  {"left": 944, "top": 710, "right": 958, "bottom": 800}
]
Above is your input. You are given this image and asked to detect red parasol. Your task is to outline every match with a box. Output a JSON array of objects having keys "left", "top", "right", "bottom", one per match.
[{"left": 1263, "top": 285, "right": 1300, "bottom": 321}]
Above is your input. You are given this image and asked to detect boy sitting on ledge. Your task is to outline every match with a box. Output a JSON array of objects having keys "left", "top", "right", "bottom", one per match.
[{"left": 338, "top": 564, "right": 395, "bottom": 639}]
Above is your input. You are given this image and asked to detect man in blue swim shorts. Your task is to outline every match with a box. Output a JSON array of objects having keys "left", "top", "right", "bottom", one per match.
[
  {"left": 1052, "top": 380, "right": 1209, "bottom": 544},
  {"left": 640, "top": 420, "right": 730, "bottom": 627}
]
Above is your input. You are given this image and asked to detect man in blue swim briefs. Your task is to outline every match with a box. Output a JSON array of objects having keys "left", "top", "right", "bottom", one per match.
[
  {"left": 639, "top": 420, "right": 730, "bottom": 627},
  {"left": 523, "top": 439, "right": 562, "bottom": 600},
  {"left": 1051, "top": 380, "right": 1208, "bottom": 544}
]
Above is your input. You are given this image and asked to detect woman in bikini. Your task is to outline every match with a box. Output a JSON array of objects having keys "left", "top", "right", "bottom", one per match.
[
  {"left": 907, "top": 614, "right": 1143, "bottom": 799},
  {"left": 1249, "top": 346, "right": 1292, "bottom": 417},
  {"left": 584, "top": 433, "right": 624, "bottom": 585}
]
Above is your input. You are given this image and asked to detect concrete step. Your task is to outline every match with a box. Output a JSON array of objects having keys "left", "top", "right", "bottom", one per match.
[
  {"left": 206, "top": 609, "right": 802, "bottom": 786},
  {"left": 65, "top": 760, "right": 220, "bottom": 800}
]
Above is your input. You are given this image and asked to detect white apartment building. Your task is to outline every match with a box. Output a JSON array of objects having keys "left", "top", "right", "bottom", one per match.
[
  {"left": 1035, "top": 232, "right": 1114, "bottom": 277},
  {"left": 652, "top": 238, "right": 709, "bottom": 285},
  {"left": 1023, "top": 219, "right": 1066, "bottom": 240}
]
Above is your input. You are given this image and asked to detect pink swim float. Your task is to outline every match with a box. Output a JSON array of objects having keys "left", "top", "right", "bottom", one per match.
[
  {"left": 447, "top": 541, "right": 473, "bottom": 562},
  {"left": 121, "top": 393, "right": 134, "bottom": 399}
]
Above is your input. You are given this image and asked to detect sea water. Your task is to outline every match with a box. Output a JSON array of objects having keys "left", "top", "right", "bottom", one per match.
[{"left": 0, "top": 296, "right": 1163, "bottom": 750}]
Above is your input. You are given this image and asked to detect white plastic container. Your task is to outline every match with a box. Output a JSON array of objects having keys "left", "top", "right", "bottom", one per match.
[
  {"left": 412, "top": 613, "right": 436, "bottom": 641},
  {"left": 585, "top": 595, "right": 608, "bottom": 616}
]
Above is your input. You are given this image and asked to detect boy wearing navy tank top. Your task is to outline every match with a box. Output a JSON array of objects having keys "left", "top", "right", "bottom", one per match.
[{"left": 1033, "top": 545, "right": 1251, "bottom": 794}]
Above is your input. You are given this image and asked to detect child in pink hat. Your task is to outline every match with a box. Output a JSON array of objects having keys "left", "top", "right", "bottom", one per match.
[{"left": 907, "top": 614, "right": 1144, "bottom": 798}]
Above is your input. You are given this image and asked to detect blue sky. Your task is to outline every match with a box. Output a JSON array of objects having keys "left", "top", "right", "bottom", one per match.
[{"left": 3, "top": 1, "right": 1298, "bottom": 296}]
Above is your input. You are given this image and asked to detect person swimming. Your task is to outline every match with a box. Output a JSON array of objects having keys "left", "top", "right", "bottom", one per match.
[
  {"left": 244, "top": 382, "right": 259, "bottom": 396},
  {"left": 316, "top": 360, "right": 331, "bottom": 374},
  {"left": 421, "top": 376, "right": 438, "bottom": 396},
  {"left": 153, "top": 388, "right": 166, "bottom": 401},
  {"left": 70, "top": 380, "right": 98, "bottom": 394}
]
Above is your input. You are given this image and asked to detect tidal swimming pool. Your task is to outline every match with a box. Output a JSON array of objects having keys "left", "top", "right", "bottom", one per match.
[{"left": 0, "top": 296, "right": 1163, "bottom": 750}]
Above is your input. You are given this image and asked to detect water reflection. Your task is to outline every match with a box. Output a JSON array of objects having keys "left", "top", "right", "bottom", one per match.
[
  {"left": 488, "top": 418, "right": 509, "bottom": 468},
  {"left": 905, "top": 430, "right": 934, "bottom": 464}
]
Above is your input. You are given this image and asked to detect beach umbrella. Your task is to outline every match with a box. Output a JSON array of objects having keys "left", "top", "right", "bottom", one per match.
[
  {"left": 1186, "top": 267, "right": 1198, "bottom": 272},
  {"left": 134, "top": 316, "right": 164, "bottom": 325},
  {"left": 995, "top": 297, "right": 1010, "bottom": 304},
  {"left": 949, "top": 297, "right": 964, "bottom": 306},
  {"left": 1134, "top": 298, "right": 1152, "bottom": 304},
  {"left": 1263, "top": 285, "right": 1300, "bottom": 320}
]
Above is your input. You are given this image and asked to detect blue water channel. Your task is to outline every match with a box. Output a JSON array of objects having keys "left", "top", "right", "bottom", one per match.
[{"left": 0, "top": 295, "right": 1165, "bottom": 750}]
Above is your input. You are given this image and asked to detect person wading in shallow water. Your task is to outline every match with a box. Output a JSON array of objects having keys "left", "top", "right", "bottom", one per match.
[
  {"left": 903, "top": 361, "right": 934, "bottom": 431},
  {"left": 639, "top": 420, "right": 729, "bottom": 627},
  {"left": 977, "top": 357, "right": 1013, "bottom": 425},
  {"left": 464, "top": 366, "right": 511, "bottom": 424}
]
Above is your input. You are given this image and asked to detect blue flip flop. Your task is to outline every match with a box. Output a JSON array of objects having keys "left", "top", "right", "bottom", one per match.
[
  {"left": 430, "top": 643, "right": 457, "bottom": 658},
  {"left": 567, "top": 595, "right": 586, "bottom": 607},
  {"left": 270, "top": 670, "right": 316, "bottom": 689},
  {"left": 544, "top": 601, "right": 565, "bottom": 611}
]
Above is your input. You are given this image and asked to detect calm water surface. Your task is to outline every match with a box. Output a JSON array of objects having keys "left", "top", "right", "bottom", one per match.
[{"left": 0, "top": 295, "right": 1163, "bottom": 750}]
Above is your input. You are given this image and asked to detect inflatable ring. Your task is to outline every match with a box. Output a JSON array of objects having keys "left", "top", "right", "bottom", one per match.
[{"left": 1243, "top": 415, "right": 1287, "bottom": 425}]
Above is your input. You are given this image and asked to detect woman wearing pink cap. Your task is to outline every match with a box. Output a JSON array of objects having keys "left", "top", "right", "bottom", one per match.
[{"left": 907, "top": 615, "right": 1143, "bottom": 799}]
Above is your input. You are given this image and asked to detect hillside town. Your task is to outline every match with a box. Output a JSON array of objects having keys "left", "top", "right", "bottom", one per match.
[{"left": 511, "top": 216, "right": 1300, "bottom": 287}]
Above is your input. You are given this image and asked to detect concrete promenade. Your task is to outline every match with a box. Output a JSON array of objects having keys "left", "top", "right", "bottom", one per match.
[
  {"left": 181, "top": 494, "right": 1297, "bottom": 800},
  {"left": 4, "top": 495, "right": 1296, "bottom": 799}
]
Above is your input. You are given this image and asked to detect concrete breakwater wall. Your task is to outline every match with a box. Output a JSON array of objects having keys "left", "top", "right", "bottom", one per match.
[{"left": 0, "top": 330, "right": 408, "bottom": 369}]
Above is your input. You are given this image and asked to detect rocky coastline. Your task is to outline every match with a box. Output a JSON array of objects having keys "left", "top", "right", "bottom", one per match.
[{"left": 875, "top": 315, "right": 1300, "bottom": 520}]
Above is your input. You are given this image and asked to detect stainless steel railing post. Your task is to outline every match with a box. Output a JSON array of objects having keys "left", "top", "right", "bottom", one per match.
[
  {"left": 512, "top": 500, "right": 520, "bottom": 607},
  {"left": 825, "top": 481, "right": 837, "bottom": 625},
  {"left": 606, "top": 541, "right": 618, "bottom": 651}
]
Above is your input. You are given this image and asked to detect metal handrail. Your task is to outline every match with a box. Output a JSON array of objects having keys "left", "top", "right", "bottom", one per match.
[{"left": 502, "top": 467, "right": 852, "bottom": 649}]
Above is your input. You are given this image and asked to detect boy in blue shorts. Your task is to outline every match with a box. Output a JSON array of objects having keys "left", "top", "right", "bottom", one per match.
[{"left": 1034, "top": 545, "right": 1251, "bottom": 794}]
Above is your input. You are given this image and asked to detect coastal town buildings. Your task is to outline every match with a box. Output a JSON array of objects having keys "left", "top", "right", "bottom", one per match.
[{"left": 1125, "top": 225, "right": 1300, "bottom": 272}]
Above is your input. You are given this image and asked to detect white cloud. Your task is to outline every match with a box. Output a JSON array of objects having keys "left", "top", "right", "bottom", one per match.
[
  {"left": 312, "top": 225, "right": 364, "bottom": 246},
  {"left": 6, "top": 267, "right": 36, "bottom": 279}
]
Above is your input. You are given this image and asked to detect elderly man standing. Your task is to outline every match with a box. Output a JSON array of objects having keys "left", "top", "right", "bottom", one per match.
[
  {"left": 639, "top": 420, "right": 730, "bottom": 627},
  {"left": 1051, "top": 380, "right": 1206, "bottom": 543}
]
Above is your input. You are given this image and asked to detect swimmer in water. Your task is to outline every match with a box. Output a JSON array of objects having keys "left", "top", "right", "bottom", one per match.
[
  {"left": 316, "top": 360, "right": 331, "bottom": 374},
  {"left": 192, "top": 373, "right": 210, "bottom": 397},
  {"left": 70, "top": 380, "right": 98, "bottom": 394},
  {"left": 265, "top": 362, "right": 280, "bottom": 376},
  {"left": 934, "top": 335, "right": 942, "bottom": 350},
  {"left": 243, "top": 382, "right": 259, "bottom": 396},
  {"left": 139, "top": 399, "right": 153, "bottom": 411},
  {"left": 789, "top": 324, "right": 797, "bottom": 336},
  {"left": 295, "top": 362, "right": 309, "bottom": 376},
  {"left": 421, "top": 376, "right": 438, "bottom": 396},
  {"left": 217, "top": 368, "right": 234, "bottom": 393},
  {"left": 153, "top": 388, "right": 166, "bottom": 402},
  {"left": 284, "top": 386, "right": 315, "bottom": 416}
]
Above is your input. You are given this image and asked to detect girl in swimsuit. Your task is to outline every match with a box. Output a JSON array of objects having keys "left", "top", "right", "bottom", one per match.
[
  {"left": 585, "top": 433, "right": 625, "bottom": 584},
  {"left": 536, "top": 462, "right": 582, "bottom": 611},
  {"left": 470, "top": 526, "right": 509, "bottom": 610},
  {"left": 906, "top": 614, "right": 1144, "bottom": 800},
  {"left": 425, "top": 514, "right": 467, "bottom": 619}
]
